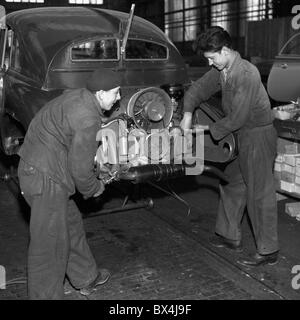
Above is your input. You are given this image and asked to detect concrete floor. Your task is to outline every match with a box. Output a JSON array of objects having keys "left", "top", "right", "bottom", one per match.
[{"left": 0, "top": 172, "right": 300, "bottom": 300}]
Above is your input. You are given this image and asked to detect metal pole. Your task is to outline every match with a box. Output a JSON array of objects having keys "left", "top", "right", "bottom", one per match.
[
  {"left": 182, "top": 0, "right": 185, "bottom": 50},
  {"left": 121, "top": 3, "right": 135, "bottom": 56},
  {"left": 83, "top": 198, "right": 154, "bottom": 218}
]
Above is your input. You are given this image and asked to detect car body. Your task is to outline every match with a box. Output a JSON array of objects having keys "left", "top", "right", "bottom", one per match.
[{"left": 267, "top": 32, "right": 300, "bottom": 103}]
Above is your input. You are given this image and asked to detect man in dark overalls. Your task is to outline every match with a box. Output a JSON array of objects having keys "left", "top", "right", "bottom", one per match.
[
  {"left": 180, "top": 27, "right": 278, "bottom": 267},
  {"left": 18, "top": 68, "right": 121, "bottom": 299}
]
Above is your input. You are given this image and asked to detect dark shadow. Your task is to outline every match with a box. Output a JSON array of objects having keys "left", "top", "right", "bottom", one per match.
[
  {"left": 73, "top": 180, "right": 147, "bottom": 216},
  {"left": 17, "top": 195, "right": 31, "bottom": 224},
  {"left": 0, "top": 152, "right": 30, "bottom": 223}
]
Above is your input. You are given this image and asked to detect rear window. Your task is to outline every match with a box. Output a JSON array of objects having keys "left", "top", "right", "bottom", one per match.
[
  {"left": 280, "top": 33, "right": 300, "bottom": 56},
  {"left": 71, "top": 39, "right": 118, "bottom": 61},
  {"left": 125, "top": 39, "right": 168, "bottom": 60}
]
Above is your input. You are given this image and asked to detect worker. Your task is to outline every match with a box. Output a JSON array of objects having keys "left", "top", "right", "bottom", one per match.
[
  {"left": 17, "top": 68, "right": 121, "bottom": 299},
  {"left": 180, "top": 27, "right": 279, "bottom": 267}
]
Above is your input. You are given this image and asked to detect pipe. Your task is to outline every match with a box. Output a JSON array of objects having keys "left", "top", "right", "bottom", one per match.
[
  {"left": 118, "top": 163, "right": 228, "bottom": 184},
  {"left": 120, "top": 4, "right": 135, "bottom": 55},
  {"left": 83, "top": 198, "right": 153, "bottom": 218}
]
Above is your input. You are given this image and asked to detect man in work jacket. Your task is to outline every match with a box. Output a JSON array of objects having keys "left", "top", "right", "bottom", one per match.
[
  {"left": 18, "top": 68, "right": 121, "bottom": 299},
  {"left": 180, "top": 26, "right": 278, "bottom": 267}
]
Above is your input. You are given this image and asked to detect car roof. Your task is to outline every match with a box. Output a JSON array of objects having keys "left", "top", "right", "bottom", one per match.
[{"left": 7, "top": 6, "right": 171, "bottom": 82}]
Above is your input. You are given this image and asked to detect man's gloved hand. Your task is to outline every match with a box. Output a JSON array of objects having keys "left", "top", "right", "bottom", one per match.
[
  {"left": 98, "top": 164, "right": 120, "bottom": 183},
  {"left": 180, "top": 112, "right": 193, "bottom": 130},
  {"left": 180, "top": 112, "right": 193, "bottom": 150},
  {"left": 93, "top": 180, "right": 105, "bottom": 198}
]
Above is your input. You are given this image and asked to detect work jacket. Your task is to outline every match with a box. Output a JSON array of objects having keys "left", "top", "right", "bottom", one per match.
[
  {"left": 18, "top": 88, "right": 103, "bottom": 197},
  {"left": 183, "top": 52, "right": 274, "bottom": 140}
]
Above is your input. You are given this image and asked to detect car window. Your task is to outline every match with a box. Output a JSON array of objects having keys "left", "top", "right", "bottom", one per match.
[
  {"left": 10, "top": 34, "right": 21, "bottom": 71},
  {"left": 280, "top": 33, "right": 300, "bottom": 56},
  {"left": 125, "top": 39, "right": 168, "bottom": 60},
  {"left": 71, "top": 39, "right": 118, "bottom": 61}
]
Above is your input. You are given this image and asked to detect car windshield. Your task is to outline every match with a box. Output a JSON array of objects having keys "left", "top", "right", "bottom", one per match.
[
  {"left": 71, "top": 39, "right": 118, "bottom": 60},
  {"left": 280, "top": 33, "right": 300, "bottom": 56}
]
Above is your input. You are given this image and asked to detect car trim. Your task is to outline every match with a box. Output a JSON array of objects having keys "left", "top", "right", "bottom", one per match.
[{"left": 274, "top": 55, "right": 300, "bottom": 60}]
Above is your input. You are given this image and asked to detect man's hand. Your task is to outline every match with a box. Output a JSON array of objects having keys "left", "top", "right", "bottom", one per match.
[
  {"left": 180, "top": 112, "right": 193, "bottom": 130},
  {"left": 93, "top": 181, "right": 105, "bottom": 197}
]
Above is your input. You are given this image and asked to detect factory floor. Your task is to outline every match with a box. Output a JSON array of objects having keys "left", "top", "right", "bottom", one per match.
[
  {"left": 0, "top": 172, "right": 300, "bottom": 301},
  {"left": 1, "top": 65, "right": 300, "bottom": 304}
]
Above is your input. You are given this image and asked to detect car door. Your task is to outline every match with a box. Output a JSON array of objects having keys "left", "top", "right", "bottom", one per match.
[
  {"left": 0, "top": 19, "right": 8, "bottom": 116},
  {"left": 267, "top": 33, "right": 300, "bottom": 102},
  {"left": 0, "top": 14, "right": 10, "bottom": 154}
]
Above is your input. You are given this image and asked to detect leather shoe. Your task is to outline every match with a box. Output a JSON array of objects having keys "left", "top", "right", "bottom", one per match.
[
  {"left": 209, "top": 234, "right": 243, "bottom": 252},
  {"left": 237, "top": 252, "right": 278, "bottom": 267},
  {"left": 79, "top": 269, "right": 111, "bottom": 296}
]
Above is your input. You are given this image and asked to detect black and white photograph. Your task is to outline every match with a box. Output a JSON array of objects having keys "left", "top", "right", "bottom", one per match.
[{"left": 0, "top": 0, "right": 300, "bottom": 307}]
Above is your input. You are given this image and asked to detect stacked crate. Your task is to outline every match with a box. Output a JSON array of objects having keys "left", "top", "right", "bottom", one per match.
[
  {"left": 295, "top": 158, "right": 300, "bottom": 194},
  {"left": 274, "top": 138, "right": 300, "bottom": 194}
]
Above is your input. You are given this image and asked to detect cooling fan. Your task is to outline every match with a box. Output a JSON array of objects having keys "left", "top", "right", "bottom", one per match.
[{"left": 127, "top": 87, "right": 173, "bottom": 133}]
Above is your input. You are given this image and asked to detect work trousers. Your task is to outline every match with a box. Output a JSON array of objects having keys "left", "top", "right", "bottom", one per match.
[
  {"left": 215, "top": 125, "right": 278, "bottom": 255},
  {"left": 18, "top": 159, "right": 98, "bottom": 300}
]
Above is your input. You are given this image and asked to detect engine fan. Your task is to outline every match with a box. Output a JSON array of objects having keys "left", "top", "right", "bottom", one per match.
[{"left": 127, "top": 87, "right": 173, "bottom": 133}]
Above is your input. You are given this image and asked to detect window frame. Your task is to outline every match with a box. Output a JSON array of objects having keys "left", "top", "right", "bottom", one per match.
[
  {"left": 10, "top": 31, "right": 21, "bottom": 72},
  {"left": 69, "top": 37, "right": 169, "bottom": 63},
  {"left": 6, "top": 29, "right": 13, "bottom": 69}
]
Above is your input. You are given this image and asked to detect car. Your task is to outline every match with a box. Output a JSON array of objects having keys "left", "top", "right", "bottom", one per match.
[
  {"left": 0, "top": 6, "right": 190, "bottom": 153},
  {"left": 267, "top": 32, "right": 300, "bottom": 103},
  {"left": 0, "top": 6, "right": 236, "bottom": 186}
]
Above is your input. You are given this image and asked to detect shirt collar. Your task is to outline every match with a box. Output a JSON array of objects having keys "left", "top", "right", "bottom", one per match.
[
  {"left": 222, "top": 51, "right": 241, "bottom": 81},
  {"left": 88, "top": 90, "right": 105, "bottom": 118}
]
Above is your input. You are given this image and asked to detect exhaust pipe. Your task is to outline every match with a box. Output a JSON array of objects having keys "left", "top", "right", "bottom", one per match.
[{"left": 118, "top": 163, "right": 228, "bottom": 184}]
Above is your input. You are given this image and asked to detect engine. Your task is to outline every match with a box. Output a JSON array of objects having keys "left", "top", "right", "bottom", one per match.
[{"left": 95, "top": 85, "right": 237, "bottom": 184}]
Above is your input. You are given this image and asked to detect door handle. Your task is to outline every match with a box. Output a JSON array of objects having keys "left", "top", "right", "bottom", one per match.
[{"left": 280, "top": 63, "right": 288, "bottom": 69}]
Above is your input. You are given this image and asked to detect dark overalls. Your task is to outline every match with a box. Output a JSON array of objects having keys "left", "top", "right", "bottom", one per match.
[
  {"left": 184, "top": 52, "right": 278, "bottom": 255},
  {"left": 18, "top": 88, "right": 104, "bottom": 299}
]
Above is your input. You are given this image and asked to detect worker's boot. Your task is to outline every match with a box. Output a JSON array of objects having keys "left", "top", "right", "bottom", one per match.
[
  {"left": 209, "top": 234, "right": 243, "bottom": 252},
  {"left": 79, "top": 269, "right": 111, "bottom": 296},
  {"left": 237, "top": 251, "right": 278, "bottom": 267}
]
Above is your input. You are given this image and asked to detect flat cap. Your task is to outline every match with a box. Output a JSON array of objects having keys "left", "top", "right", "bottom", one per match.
[{"left": 86, "top": 68, "right": 121, "bottom": 91}]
